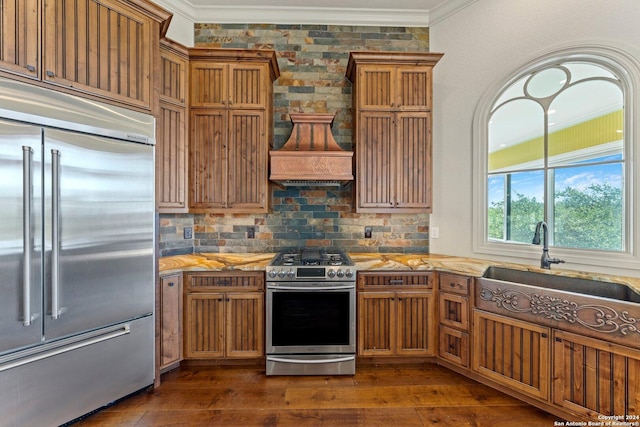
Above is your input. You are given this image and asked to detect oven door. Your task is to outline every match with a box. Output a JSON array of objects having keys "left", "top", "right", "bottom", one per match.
[{"left": 266, "top": 283, "right": 356, "bottom": 355}]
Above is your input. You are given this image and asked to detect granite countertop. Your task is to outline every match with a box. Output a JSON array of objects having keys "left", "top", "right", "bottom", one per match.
[{"left": 158, "top": 252, "right": 640, "bottom": 295}]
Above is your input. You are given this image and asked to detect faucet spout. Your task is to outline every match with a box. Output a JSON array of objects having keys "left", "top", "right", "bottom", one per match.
[{"left": 532, "top": 221, "right": 565, "bottom": 269}]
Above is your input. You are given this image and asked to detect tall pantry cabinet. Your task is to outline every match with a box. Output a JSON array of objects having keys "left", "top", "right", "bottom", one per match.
[
  {"left": 157, "top": 39, "right": 189, "bottom": 212},
  {"left": 346, "top": 52, "right": 443, "bottom": 213}
]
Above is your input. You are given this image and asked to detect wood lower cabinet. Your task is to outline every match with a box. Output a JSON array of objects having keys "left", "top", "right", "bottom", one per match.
[
  {"left": 188, "top": 49, "right": 279, "bottom": 213},
  {"left": 357, "top": 272, "right": 435, "bottom": 357},
  {"left": 346, "top": 51, "right": 443, "bottom": 213},
  {"left": 473, "top": 310, "right": 550, "bottom": 401},
  {"left": 184, "top": 272, "right": 264, "bottom": 359},
  {"left": 159, "top": 273, "right": 182, "bottom": 370},
  {"left": 438, "top": 273, "right": 471, "bottom": 368},
  {"left": 553, "top": 330, "right": 640, "bottom": 418}
]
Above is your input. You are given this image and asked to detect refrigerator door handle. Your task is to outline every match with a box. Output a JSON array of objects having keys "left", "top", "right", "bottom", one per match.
[
  {"left": 22, "top": 146, "right": 34, "bottom": 326},
  {"left": 51, "top": 149, "right": 61, "bottom": 320},
  {"left": 0, "top": 323, "right": 131, "bottom": 373}
]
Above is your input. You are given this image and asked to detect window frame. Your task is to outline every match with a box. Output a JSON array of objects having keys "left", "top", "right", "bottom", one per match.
[{"left": 472, "top": 44, "right": 640, "bottom": 271}]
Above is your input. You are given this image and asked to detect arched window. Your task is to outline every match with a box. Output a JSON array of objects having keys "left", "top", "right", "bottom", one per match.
[{"left": 473, "top": 46, "right": 639, "bottom": 269}]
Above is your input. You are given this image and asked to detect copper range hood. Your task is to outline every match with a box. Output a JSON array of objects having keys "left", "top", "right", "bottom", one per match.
[{"left": 269, "top": 113, "right": 353, "bottom": 187}]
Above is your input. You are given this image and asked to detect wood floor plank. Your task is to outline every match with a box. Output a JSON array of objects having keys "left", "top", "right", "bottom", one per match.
[{"left": 72, "top": 364, "right": 560, "bottom": 426}]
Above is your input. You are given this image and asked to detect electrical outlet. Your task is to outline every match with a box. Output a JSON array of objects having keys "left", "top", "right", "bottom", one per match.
[
  {"left": 247, "top": 227, "right": 255, "bottom": 239},
  {"left": 183, "top": 227, "right": 193, "bottom": 239},
  {"left": 364, "top": 226, "right": 372, "bottom": 239},
  {"left": 430, "top": 227, "right": 439, "bottom": 239}
]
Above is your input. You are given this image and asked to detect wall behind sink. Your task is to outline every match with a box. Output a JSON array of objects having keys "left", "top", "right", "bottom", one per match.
[{"left": 158, "top": 24, "right": 431, "bottom": 257}]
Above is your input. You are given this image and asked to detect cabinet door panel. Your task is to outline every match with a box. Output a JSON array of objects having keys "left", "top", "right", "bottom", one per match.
[
  {"left": 227, "top": 110, "right": 266, "bottom": 209},
  {"left": 0, "top": 0, "right": 39, "bottom": 77},
  {"left": 43, "top": 0, "right": 152, "bottom": 109},
  {"left": 157, "top": 102, "right": 188, "bottom": 211},
  {"left": 357, "top": 66, "right": 394, "bottom": 109},
  {"left": 229, "top": 63, "right": 267, "bottom": 109},
  {"left": 226, "top": 293, "right": 264, "bottom": 358},
  {"left": 439, "top": 293, "right": 469, "bottom": 330},
  {"left": 396, "top": 113, "right": 431, "bottom": 209},
  {"left": 160, "top": 274, "right": 182, "bottom": 368},
  {"left": 185, "top": 293, "right": 225, "bottom": 358},
  {"left": 553, "top": 330, "right": 640, "bottom": 418},
  {"left": 396, "top": 292, "right": 434, "bottom": 355},
  {"left": 439, "top": 325, "right": 469, "bottom": 368},
  {"left": 160, "top": 46, "right": 187, "bottom": 105},
  {"left": 191, "top": 62, "right": 226, "bottom": 107},
  {"left": 473, "top": 310, "right": 550, "bottom": 400},
  {"left": 358, "top": 292, "right": 395, "bottom": 356},
  {"left": 190, "top": 110, "right": 227, "bottom": 209},
  {"left": 357, "top": 112, "right": 394, "bottom": 209},
  {"left": 397, "top": 67, "right": 432, "bottom": 110}
]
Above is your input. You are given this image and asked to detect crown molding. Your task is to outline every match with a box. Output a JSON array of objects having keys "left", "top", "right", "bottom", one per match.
[
  {"left": 190, "top": 6, "right": 431, "bottom": 27},
  {"left": 429, "top": 0, "right": 477, "bottom": 25},
  {"left": 152, "top": 0, "right": 477, "bottom": 31}
]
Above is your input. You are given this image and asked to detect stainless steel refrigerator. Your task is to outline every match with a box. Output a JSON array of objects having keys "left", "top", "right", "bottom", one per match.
[{"left": 0, "top": 77, "right": 156, "bottom": 426}]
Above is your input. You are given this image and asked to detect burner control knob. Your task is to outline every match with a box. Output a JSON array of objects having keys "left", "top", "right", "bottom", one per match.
[
  {"left": 336, "top": 269, "right": 345, "bottom": 278},
  {"left": 345, "top": 269, "right": 354, "bottom": 278},
  {"left": 287, "top": 269, "right": 295, "bottom": 278},
  {"left": 268, "top": 270, "right": 277, "bottom": 278},
  {"left": 277, "top": 270, "right": 286, "bottom": 278},
  {"left": 327, "top": 269, "right": 336, "bottom": 278}
]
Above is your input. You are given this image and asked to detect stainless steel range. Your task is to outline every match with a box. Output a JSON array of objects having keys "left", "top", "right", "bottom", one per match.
[{"left": 266, "top": 249, "right": 356, "bottom": 376}]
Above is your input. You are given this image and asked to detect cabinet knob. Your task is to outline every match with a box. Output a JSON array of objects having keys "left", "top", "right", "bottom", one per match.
[
  {"left": 168, "top": 282, "right": 175, "bottom": 287},
  {"left": 46, "top": 70, "right": 55, "bottom": 77},
  {"left": 26, "top": 64, "right": 36, "bottom": 72}
]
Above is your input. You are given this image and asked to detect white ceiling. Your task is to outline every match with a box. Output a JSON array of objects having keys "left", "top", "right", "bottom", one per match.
[{"left": 159, "top": 0, "right": 476, "bottom": 27}]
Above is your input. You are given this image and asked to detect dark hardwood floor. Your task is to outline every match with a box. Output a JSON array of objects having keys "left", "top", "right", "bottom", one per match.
[{"left": 73, "top": 364, "right": 560, "bottom": 426}]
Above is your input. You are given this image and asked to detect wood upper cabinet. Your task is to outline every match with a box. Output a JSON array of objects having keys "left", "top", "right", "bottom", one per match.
[
  {"left": 183, "top": 271, "right": 265, "bottom": 359},
  {"left": 191, "top": 61, "right": 269, "bottom": 109},
  {"left": 1, "top": 0, "right": 170, "bottom": 111},
  {"left": 188, "top": 49, "right": 279, "bottom": 213},
  {"left": 357, "top": 272, "right": 435, "bottom": 357},
  {"left": 42, "top": 0, "right": 168, "bottom": 110},
  {"left": 354, "top": 65, "right": 433, "bottom": 111},
  {"left": 157, "top": 39, "right": 189, "bottom": 212},
  {"left": 473, "top": 310, "right": 550, "bottom": 401},
  {"left": 0, "top": 0, "right": 39, "bottom": 78},
  {"left": 346, "top": 51, "right": 442, "bottom": 213},
  {"left": 553, "top": 330, "right": 640, "bottom": 419}
]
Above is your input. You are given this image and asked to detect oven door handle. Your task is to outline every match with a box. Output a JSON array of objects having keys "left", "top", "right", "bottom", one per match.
[
  {"left": 267, "top": 356, "right": 355, "bottom": 364},
  {"left": 267, "top": 285, "right": 355, "bottom": 291}
]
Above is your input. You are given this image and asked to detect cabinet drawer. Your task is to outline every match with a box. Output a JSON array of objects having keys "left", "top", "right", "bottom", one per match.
[
  {"left": 357, "top": 271, "right": 433, "bottom": 289},
  {"left": 439, "top": 293, "right": 469, "bottom": 330},
  {"left": 439, "top": 273, "right": 470, "bottom": 295},
  {"left": 185, "top": 271, "right": 264, "bottom": 292},
  {"left": 439, "top": 325, "right": 469, "bottom": 368}
]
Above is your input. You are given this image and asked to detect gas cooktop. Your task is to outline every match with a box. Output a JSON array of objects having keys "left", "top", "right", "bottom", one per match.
[
  {"left": 270, "top": 249, "right": 354, "bottom": 267},
  {"left": 266, "top": 249, "right": 355, "bottom": 281}
]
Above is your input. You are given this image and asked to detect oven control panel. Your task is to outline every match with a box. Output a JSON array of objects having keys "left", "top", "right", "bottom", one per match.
[{"left": 266, "top": 267, "right": 355, "bottom": 281}]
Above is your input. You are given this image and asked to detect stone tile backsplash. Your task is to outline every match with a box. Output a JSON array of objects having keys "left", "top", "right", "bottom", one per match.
[
  {"left": 157, "top": 24, "right": 432, "bottom": 257},
  {"left": 159, "top": 184, "right": 430, "bottom": 256}
]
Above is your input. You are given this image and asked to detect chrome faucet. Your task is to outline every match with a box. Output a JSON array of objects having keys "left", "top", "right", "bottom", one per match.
[{"left": 532, "top": 221, "right": 565, "bottom": 269}]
